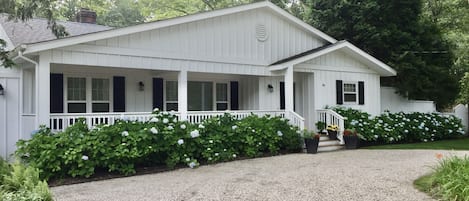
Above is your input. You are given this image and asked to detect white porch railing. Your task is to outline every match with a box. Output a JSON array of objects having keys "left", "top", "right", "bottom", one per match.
[
  {"left": 49, "top": 110, "right": 305, "bottom": 132},
  {"left": 316, "top": 109, "right": 346, "bottom": 144}
]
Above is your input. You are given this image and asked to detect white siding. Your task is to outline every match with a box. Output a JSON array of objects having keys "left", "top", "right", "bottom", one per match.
[
  {"left": 258, "top": 76, "right": 282, "bottom": 110},
  {"left": 0, "top": 76, "right": 20, "bottom": 159},
  {"left": 298, "top": 50, "right": 377, "bottom": 74},
  {"left": 313, "top": 70, "right": 381, "bottom": 116},
  {"left": 239, "top": 76, "right": 259, "bottom": 110},
  {"left": 52, "top": 8, "right": 325, "bottom": 70}
]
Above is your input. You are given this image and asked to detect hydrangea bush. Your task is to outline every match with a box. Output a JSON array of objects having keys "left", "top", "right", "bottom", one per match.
[
  {"left": 16, "top": 110, "right": 302, "bottom": 180},
  {"left": 333, "top": 107, "right": 465, "bottom": 143}
]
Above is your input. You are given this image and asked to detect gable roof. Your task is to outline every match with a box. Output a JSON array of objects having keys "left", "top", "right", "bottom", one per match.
[
  {"left": 19, "top": 1, "right": 337, "bottom": 54},
  {"left": 0, "top": 14, "right": 111, "bottom": 47},
  {"left": 270, "top": 40, "right": 397, "bottom": 77}
]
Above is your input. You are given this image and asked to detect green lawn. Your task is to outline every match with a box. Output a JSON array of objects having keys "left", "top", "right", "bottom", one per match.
[{"left": 364, "top": 137, "right": 469, "bottom": 150}]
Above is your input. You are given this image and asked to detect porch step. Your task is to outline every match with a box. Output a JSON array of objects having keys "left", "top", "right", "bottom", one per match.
[
  {"left": 318, "top": 145, "right": 344, "bottom": 152},
  {"left": 317, "top": 135, "right": 343, "bottom": 152}
]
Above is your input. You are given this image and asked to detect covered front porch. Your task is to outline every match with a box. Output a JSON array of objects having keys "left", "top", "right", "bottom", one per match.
[{"left": 34, "top": 64, "right": 309, "bottom": 132}]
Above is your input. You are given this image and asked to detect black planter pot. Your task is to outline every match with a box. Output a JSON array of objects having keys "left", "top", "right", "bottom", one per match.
[
  {"left": 304, "top": 138, "right": 319, "bottom": 154},
  {"left": 327, "top": 130, "right": 338, "bottom": 140},
  {"left": 344, "top": 135, "right": 359, "bottom": 149}
]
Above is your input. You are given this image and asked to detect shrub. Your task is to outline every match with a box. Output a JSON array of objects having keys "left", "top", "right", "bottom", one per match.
[
  {"left": 16, "top": 111, "right": 302, "bottom": 180},
  {"left": 333, "top": 107, "right": 464, "bottom": 143},
  {"left": 418, "top": 155, "right": 469, "bottom": 201},
  {"left": 0, "top": 158, "right": 52, "bottom": 201}
]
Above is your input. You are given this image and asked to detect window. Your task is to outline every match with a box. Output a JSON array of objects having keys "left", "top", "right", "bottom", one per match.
[
  {"left": 216, "top": 83, "right": 228, "bottom": 110},
  {"left": 343, "top": 83, "right": 357, "bottom": 103},
  {"left": 67, "top": 77, "right": 86, "bottom": 113},
  {"left": 165, "top": 81, "right": 178, "bottom": 111},
  {"left": 188, "top": 81, "right": 213, "bottom": 111},
  {"left": 92, "top": 78, "right": 110, "bottom": 112}
]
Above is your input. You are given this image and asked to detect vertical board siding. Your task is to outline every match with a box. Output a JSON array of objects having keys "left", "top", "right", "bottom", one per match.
[
  {"left": 82, "top": 9, "right": 325, "bottom": 66},
  {"left": 0, "top": 78, "right": 20, "bottom": 159}
]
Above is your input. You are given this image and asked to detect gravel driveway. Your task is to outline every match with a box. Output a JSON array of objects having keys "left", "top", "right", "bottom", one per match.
[{"left": 52, "top": 149, "right": 469, "bottom": 201}]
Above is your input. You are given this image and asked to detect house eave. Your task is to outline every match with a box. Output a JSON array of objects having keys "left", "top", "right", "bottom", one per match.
[{"left": 269, "top": 41, "right": 397, "bottom": 77}]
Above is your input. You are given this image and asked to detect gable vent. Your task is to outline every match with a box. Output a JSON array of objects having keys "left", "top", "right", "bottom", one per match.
[{"left": 256, "top": 24, "right": 268, "bottom": 42}]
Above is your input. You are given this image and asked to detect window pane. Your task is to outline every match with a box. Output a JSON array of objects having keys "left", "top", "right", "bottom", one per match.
[
  {"left": 344, "top": 94, "right": 357, "bottom": 102},
  {"left": 166, "top": 81, "right": 178, "bottom": 101},
  {"left": 166, "top": 103, "right": 178, "bottom": 111},
  {"left": 216, "top": 103, "right": 228, "bottom": 111},
  {"left": 67, "top": 78, "right": 86, "bottom": 101},
  {"left": 188, "top": 81, "right": 213, "bottom": 111},
  {"left": 216, "top": 83, "right": 228, "bottom": 101},
  {"left": 68, "top": 103, "right": 86, "bottom": 113},
  {"left": 92, "top": 103, "right": 110, "bottom": 113},
  {"left": 344, "top": 83, "right": 356, "bottom": 92},
  {"left": 92, "top": 78, "right": 110, "bottom": 101}
]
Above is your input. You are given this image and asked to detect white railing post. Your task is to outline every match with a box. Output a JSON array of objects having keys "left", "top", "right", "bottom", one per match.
[{"left": 316, "top": 109, "right": 345, "bottom": 144}]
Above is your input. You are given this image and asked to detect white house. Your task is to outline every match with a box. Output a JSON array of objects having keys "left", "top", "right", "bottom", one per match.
[{"left": 0, "top": 2, "right": 396, "bottom": 158}]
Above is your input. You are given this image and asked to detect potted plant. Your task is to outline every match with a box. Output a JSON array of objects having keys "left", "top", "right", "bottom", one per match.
[
  {"left": 315, "top": 121, "right": 326, "bottom": 134},
  {"left": 343, "top": 128, "right": 360, "bottom": 149},
  {"left": 303, "top": 131, "right": 320, "bottom": 154},
  {"left": 326, "top": 124, "right": 339, "bottom": 140}
]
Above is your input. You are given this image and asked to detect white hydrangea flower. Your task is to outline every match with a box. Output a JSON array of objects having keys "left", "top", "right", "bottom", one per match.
[
  {"left": 121, "top": 143, "right": 126, "bottom": 146},
  {"left": 232, "top": 125, "right": 238, "bottom": 130},
  {"left": 163, "top": 118, "right": 169, "bottom": 124},
  {"left": 209, "top": 140, "right": 213, "bottom": 143},
  {"left": 121, "top": 131, "right": 129, "bottom": 137},
  {"left": 277, "top": 131, "right": 283, "bottom": 137},
  {"left": 180, "top": 124, "right": 186, "bottom": 129},
  {"left": 404, "top": 129, "right": 409, "bottom": 133},
  {"left": 208, "top": 157, "right": 212, "bottom": 161},
  {"left": 190, "top": 130, "right": 200, "bottom": 138},
  {"left": 167, "top": 125, "right": 174, "bottom": 130},
  {"left": 199, "top": 124, "right": 205, "bottom": 129},
  {"left": 173, "top": 118, "right": 178, "bottom": 123},
  {"left": 162, "top": 111, "right": 169, "bottom": 115},
  {"left": 374, "top": 135, "right": 379, "bottom": 139},
  {"left": 82, "top": 155, "right": 89, "bottom": 161},
  {"left": 232, "top": 154, "right": 237, "bottom": 158},
  {"left": 215, "top": 153, "right": 219, "bottom": 156},
  {"left": 207, "top": 147, "right": 211, "bottom": 151},
  {"left": 423, "top": 139, "right": 428, "bottom": 142},
  {"left": 223, "top": 149, "right": 227, "bottom": 152},
  {"left": 188, "top": 162, "right": 196, "bottom": 169},
  {"left": 177, "top": 139, "right": 184, "bottom": 145},
  {"left": 153, "top": 108, "right": 160, "bottom": 112},
  {"left": 185, "top": 158, "right": 191, "bottom": 162},
  {"left": 150, "top": 127, "right": 158, "bottom": 134},
  {"left": 149, "top": 117, "right": 159, "bottom": 123}
]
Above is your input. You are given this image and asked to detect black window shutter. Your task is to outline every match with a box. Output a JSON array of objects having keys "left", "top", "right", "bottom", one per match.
[
  {"left": 358, "top": 81, "right": 365, "bottom": 105},
  {"left": 153, "top": 78, "right": 164, "bottom": 110},
  {"left": 336, "top": 80, "right": 343, "bottom": 105},
  {"left": 230, "top": 81, "right": 239, "bottom": 110},
  {"left": 50, "top": 73, "right": 64, "bottom": 113},
  {"left": 280, "top": 82, "right": 285, "bottom": 109},
  {"left": 113, "top": 76, "right": 126, "bottom": 112}
]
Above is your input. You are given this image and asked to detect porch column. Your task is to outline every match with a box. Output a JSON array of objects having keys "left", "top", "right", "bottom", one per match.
[
  {"left": 284, "top": 65, "right": 294, "bottom": 112},
  {"left": 36, "top": 51, "right": 51, "bottom": 127},
  {"left": 178, "top": 70, "right": 188, "bottom": 120}
]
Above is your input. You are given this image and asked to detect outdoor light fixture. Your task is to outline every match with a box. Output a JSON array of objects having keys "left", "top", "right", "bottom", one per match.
[
  {"left": 0, "top": 84, "right": 4, "bottom": 95},
  {"left": 267, "top": 84, "right": 274, "bottom": 93},
  {"left": 138, "top": 81, "right": 145, "bottom": 91}
]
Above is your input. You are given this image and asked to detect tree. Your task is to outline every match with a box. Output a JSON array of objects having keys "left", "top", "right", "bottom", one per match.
[
  {"left": 302, "top": 0, "right": 458, "bottom": 109},
  {"left": 1, "top": 0, "right": 66, "bottom": 68}
]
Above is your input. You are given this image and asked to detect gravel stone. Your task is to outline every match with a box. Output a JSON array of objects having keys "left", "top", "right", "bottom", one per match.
[{"left": 52, "top": 149, "right": 469, "bottom": 201}]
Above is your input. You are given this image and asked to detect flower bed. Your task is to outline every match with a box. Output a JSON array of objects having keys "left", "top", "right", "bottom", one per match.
[
  {"left": 16, "top": 110, "right": 302, "bottom": 180},
  {"left": 333, "top": 107, "right": 464, "bottom": 143}
]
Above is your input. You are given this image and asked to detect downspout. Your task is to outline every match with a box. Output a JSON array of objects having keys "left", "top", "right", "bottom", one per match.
[{"left": 12, "top": 46, "right": 40, "bottom": 132}]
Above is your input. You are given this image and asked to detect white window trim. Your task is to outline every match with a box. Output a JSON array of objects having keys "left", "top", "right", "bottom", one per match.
[
  {"left": 214, "top": 82, "right": 230, "bottom": 111},
  {"left": 164, "top": 80, "right": 178, "bottom": 111},
  {"left": 342, "top": 81, "right": 358, "bottom": 105},
  {"left": 64, "top": 75, "right": 114, "bottom": 113},
  {"left": 164, "top": 80, "right": 231, "bottom": 111}
]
